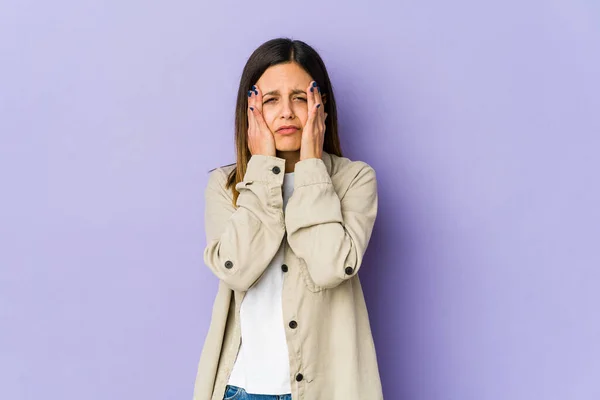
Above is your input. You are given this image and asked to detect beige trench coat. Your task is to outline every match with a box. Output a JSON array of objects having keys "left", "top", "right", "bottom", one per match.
[{"left": 193, "top": 151, "right": 383, "bottom": 400}]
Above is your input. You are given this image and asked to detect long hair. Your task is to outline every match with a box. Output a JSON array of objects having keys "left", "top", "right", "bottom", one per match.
[{"left": 214, "top": 37, "right": 343, "bottom": 207}]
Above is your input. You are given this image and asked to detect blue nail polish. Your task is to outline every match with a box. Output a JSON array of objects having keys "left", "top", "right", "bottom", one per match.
[
  {"left": 248, "top": 90, "right": 252, "bottom": 97},
  {"left": 316, "top": 104, "right": 321, "bottom": 108},
  {"left": 249, "top": 106, "right": 254, "bottom": 111},
  {"left": 312, "top": 82, "right": 317, "bottom": 87},
  {"left": 254, "top": 90, "right": 258, "bottom": 95},
  {"left": 252, "top": 85, "right": 256, "bottom": 90}
]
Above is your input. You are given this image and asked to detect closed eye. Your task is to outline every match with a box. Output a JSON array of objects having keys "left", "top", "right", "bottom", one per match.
[{"left": 264, "top": 97, "right": 307, "bottom": 104}]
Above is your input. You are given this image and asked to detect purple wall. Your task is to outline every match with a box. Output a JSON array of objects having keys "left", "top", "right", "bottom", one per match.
[{"left": 1, "top": 1, "right": 599, "bottom": 399}]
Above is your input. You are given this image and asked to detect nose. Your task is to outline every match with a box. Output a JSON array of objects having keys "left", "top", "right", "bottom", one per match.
[{"left": 280, "top": 98, "right": 295, "bottom": 119}]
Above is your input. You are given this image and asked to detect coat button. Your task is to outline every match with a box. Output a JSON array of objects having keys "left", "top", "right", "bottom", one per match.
[
  {"left": 295, "top": 373, "right": 303, "bottom": 382},
  {"left": 281, "top": 264, "right": 288, "bottom": 272},
  {"left": 345, "top": 266, "right": 354, "bottom": 275},
  {"left": 225, "top": 260, "right": 233, "bottom": 269},
  {"left": 289, "top": 320, "right": 298, "bottom": 329},
  {"left": 272, "top": 166, "right": 281, "bottom": 174}
]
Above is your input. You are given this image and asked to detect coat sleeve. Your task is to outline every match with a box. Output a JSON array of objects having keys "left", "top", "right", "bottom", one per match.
[
  {"left": 284, "top": 157, "right": 378, "bottom": 289},
  {"left": 203, "top": 155, "right": 287, "bottom": 292}
]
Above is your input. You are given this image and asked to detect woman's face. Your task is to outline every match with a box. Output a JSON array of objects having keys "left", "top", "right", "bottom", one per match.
[{"left": 255, "top": 62, "right": 315, "bottom": 152}]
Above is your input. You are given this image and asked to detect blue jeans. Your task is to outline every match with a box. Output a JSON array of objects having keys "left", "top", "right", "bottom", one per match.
[{"left": 223, "top": 384, "right": 292, "bottom": 400}]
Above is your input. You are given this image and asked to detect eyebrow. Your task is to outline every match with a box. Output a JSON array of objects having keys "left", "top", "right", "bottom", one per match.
[{"left": 262, "top": 89, "right": 307, "bottom": 97}]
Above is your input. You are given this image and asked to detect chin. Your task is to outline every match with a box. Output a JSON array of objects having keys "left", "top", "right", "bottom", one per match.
[{"left": 275, "top": 137, "right": 301, "bottom": 152}]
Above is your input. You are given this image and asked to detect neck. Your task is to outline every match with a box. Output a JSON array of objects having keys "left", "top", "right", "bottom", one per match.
[{"left": 276, "top": 150, "right": 301, "bottom": 173}]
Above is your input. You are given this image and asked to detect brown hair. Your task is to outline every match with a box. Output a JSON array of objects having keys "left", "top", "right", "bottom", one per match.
[{"left": 213, "top": 37, "right": 343, "bottom": 207}]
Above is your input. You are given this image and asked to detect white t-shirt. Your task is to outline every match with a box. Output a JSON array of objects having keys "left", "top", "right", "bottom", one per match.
[{"left": 227, "top": 171, "right": 294, "bottom": 395}]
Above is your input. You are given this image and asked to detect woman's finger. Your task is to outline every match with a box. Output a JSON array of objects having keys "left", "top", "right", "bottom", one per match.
[
  {"left": 252, "top": 103, "right": 271, "bottom": 136},
  {"left": 309, "top": 81, "right": 323, "bottom": 128},
  {"left": 248, "top": 88, "right": 255, "bottom": 108},
  {"left": 313, "top": 81, "right": 322, "bottom": 108},
  {"left": 251, "top": 85, "right": 263, "bottom": 114},
  {"left": 311, "top": 81, "right": 324, "bottom": 122},
  {"left": 248, "top": 91, "right": 262, "bottom": 136},
  {"left": 247, "top": 89, "right": 256, "bottom": 130},
  {"left": 247, "top": 87, "right": 267, "bottom": 130},
  {"left": 248, "top": 103, "right": 256, "bottom": 130},
  {"left": 314, "top": 85, "right": 325, "bottom": 127},
  {"left": 315, "top": 82, "right": 326, "bottom": 121},
  {"left": 247, "top": 106, "right": 255, "bottom": 149},
  {"left": 306, "top": 81, "right": 316, "bottom": 120},
  {"left": 248, "top": 105, "right": 264, "bottom": 153}
]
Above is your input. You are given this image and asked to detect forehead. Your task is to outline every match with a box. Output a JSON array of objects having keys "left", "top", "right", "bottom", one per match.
[{"left": 256, "top": 62, "right": 313, "bottom": 91}]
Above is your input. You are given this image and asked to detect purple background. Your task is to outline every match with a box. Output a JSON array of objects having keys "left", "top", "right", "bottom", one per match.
[{"left": 1, "top": 1, "right": 599, "bottom": 399}]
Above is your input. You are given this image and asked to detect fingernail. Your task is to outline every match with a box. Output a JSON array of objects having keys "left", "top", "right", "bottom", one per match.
[
  {"left": 254, "top": 90, "right": 258, "bottom": 95},
  {"left": 316, "top": 104, "right": 321, "bottom": 108},
  {"left": 252, "top": 85, "right": 256, "bottom": 90},
  {"left": 312, "top": 82, "right": 317, "bottom": 87},
  {"left": 310, "top": 87, "right": 313, "bottom": 92},
  {"left": 248, "top": 91, "right": 252, "bottom": 97},
  {"left": 249, "top": 106, "right": 254, "bottom": 111}
]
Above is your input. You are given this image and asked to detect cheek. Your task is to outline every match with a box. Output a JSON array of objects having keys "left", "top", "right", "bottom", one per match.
[
  {"left": 294, "top": 105, "right": 309, "bottom": 126},
  {"left": 261, "top": 109, "right": 277, "bottom": 132}
]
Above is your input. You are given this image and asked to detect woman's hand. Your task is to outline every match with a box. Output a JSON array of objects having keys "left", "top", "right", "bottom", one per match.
[
  {"left": 300, "top": 81, "right": 328, "bottom": 161},
  {"left": 247, "top": 85, "right": 276, "bottom": 157}
]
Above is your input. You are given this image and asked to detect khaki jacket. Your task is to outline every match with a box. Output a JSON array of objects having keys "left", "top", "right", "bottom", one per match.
[{"left": 193, "top": 151, "right": 383, "bottom": 400}]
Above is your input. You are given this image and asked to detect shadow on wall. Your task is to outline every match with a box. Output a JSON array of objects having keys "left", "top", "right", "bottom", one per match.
[
  {"left": 333, "top": 58, "right": 423, "bottom": 399},
  {"left": 360, "top": 183, "right": 420, "bottom": 399}
]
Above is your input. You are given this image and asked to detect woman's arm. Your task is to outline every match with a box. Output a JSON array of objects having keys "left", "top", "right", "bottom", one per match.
[
  {"left": 284, "top": 158, "right": 378, "bottom": 289},
  {"left": 203, "top": 155, "right": 286, "bottom": 292}
]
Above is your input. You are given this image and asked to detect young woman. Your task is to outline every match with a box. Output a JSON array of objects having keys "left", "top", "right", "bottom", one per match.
[{"left": 193, "top": 38, "right": 383, "bottom": 400}]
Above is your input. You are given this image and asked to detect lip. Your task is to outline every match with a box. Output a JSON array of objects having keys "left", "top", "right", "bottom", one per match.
[{"left": 276, "top": 126, "right": 300, "bottom": 135}]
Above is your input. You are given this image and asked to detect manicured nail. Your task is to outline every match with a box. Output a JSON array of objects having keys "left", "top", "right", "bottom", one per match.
[
  {"left": 252, "top": 85, "right": 256, "bottom": 90},
  {"left": 254, "top": 90, "right": 258, "bottom": 95},
  {"left": 312, "top": 82, "right": 317, "bottom": 87},
  {"left": 249, "top": 106, "right": 254, "bottom": 111},
  {"left": 316, "top": 104, "right": 321, "bottom": 108},
  {"left": 248, "top": 90, "right": 252, "bottom": 97}
]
